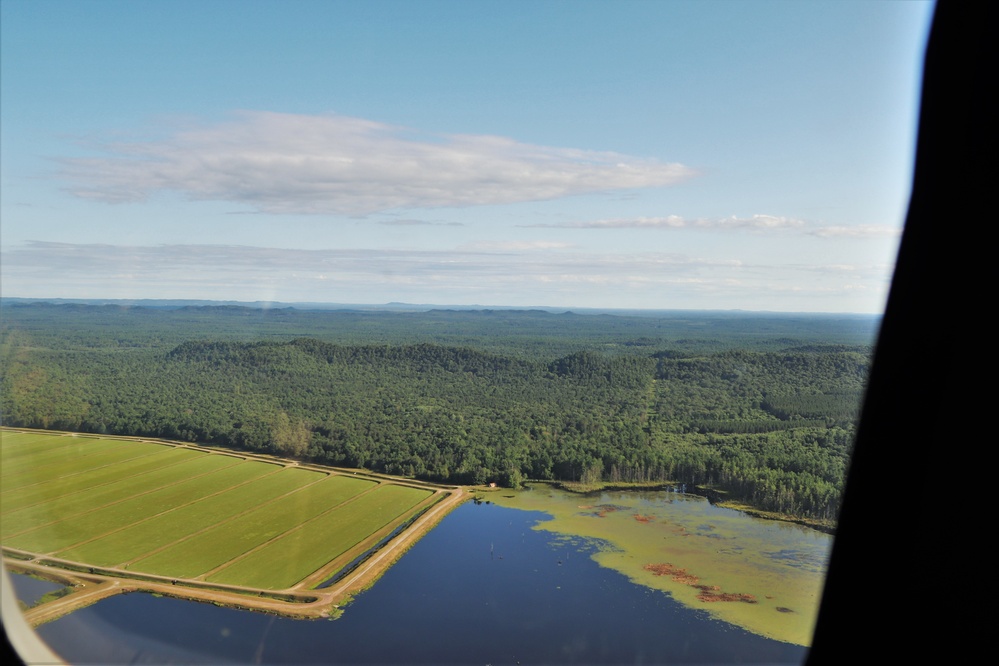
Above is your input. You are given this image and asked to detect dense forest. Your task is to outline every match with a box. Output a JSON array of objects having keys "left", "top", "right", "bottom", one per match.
[{"left": 0, "top": 301, "right": 878, "bottom": 525}]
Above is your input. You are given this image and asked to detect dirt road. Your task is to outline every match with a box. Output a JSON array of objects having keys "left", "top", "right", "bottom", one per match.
[{"left": 7, "top": 486, "right": 469, "bottom": 625}]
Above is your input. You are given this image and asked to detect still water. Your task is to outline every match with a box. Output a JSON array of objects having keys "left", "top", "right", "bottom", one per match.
[
  {"left": 7, "top": 572, "right": 64, "bottom": 608},
  {"left": 30, "top": 499, "right": 808, "bottom": 664}
]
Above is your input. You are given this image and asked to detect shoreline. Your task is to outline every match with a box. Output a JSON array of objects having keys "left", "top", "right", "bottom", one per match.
[
  {"left": 542, "top": 479, "right": 836, "bottom": 534},
  {"left": 488, "top": 483, "right": 829, "bottom": 647}
]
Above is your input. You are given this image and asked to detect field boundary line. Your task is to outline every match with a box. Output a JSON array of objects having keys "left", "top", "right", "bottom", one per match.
[
  {"left": 120, "top": 467, "right": 333, "bottom": 572},
  {"left": 202, "top": 481, "right": 436, "bottom": 588},
  {"left": 296, "top": 489, "right": 447, "bottom": 591},
  {"left": 1, "top": 445, "right": 215, "bottom": 517},
  {"left": 1, "top": 438, "right": 161, "bottom": 492},
  {"left": 193, "top": 475, "right": 388, "bottom": 582},
  {"left": 1, "top": 453, "right": 246, "bottom": 541},
  {"left": 49, "top": 463, "right": 289, "bottom": 566},
  {"left": 315, "top": 487, "right": 468, "bottom": 603},
  {"left": 2, "top": 428, "right": 471, "bottom": 621},
  {"left": 4, "top": 487, "right": 469, "bottom": 623}
]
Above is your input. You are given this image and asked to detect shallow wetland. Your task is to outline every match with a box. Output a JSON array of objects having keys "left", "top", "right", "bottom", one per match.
[{"left": 490, "top": 484, "right": 831, "bottom": 646}]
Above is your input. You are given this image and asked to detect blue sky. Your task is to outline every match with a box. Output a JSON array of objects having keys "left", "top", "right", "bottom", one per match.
[{"left": 1, "top": 0, "right": 935, "bottom": 312}]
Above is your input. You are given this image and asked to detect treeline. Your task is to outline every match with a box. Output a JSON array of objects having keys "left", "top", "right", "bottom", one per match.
[{"left": 1, "top": 314, "right": 869, "bottom": 523}]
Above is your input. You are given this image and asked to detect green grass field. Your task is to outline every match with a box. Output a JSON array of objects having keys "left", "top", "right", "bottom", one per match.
[
  {"left": 1, "top": 430, "right": 438, "bottom": 591},
  {"left": 208, "top": 483, "right": 434, "bottom": 589}
]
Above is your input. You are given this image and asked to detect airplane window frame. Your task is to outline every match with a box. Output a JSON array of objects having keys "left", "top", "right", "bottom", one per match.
[{"left": 807, "top": 1, "right": 984, "bottom": 663}]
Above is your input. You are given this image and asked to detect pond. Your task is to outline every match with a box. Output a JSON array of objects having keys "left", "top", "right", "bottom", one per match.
[
  {"left": 490, "top": 485, "right": 831, "bottom": 646},
  {"left": 24, "top": 493, "right": 815, "bottom": 664},
  {"left": 7, "top": 571, "right": 67, "bottom": 609}
]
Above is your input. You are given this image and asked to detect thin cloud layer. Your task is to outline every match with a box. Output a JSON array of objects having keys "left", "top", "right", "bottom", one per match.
[
  {"left": 377, "top": 219, "right": 464, "bottom": 227},
  {"left": 3, "top": 241, "right": 892, "bottom": 311},
  {"left": 526, "top": 214, "right": 806, "bottom": 230},
  {"left": 3, "top": 241, "right": 716, "bottom": 280},
  {"left": 459, "top": 240, "right": 575, "bottom": 251},
  {"left": 61, "top": 112, "right": 695, "bottom": 215},
  {"left": 810, "top": 225, "right": 902, "bottom": 239}
]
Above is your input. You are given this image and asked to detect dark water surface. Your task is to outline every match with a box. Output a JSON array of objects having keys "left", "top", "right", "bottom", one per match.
[
  {"left": 7, "top": 572, "right": 66, "bottom": 608},
  {"left": 33, "top": 502, "right": 806, "bottom": 664}
]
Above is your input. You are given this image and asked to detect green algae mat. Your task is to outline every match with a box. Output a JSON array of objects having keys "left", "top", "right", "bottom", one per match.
[{"left": 490, "top": 484, "right": 831, "bottom": 647}]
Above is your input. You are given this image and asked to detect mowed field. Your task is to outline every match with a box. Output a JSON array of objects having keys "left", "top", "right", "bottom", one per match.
[{"left": 0, "top": 430, "right": 437, "bottom": 591}]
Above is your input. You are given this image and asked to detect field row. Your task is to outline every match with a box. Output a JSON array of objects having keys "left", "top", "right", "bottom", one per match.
[{"left": 1, "top": 430, "right": 436, "bottom": 590}]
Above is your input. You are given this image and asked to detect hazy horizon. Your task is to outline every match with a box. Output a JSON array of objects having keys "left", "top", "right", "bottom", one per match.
[{"left": 1, "top": 295, "right": 884, "bottom": 318}]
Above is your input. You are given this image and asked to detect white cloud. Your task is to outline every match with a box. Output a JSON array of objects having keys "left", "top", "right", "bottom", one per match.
[
  {"left": 794, "top": 261, "right": 896, "bottom": 280},
  {"left": 377, "top": 219, "right": 464, "bottom": 227},
  {"left": 700, "top": 215, "right": 804, "bottom": 230},
  {"left": 547, "top": 216, "right": 687, "bottom": 229},
  {"left": 810, "top": 224, "right": 902, "bottom": 238},
  {"left": 60, "top": 111, "right": 695, "bottom": 215},
  {"left": 459, "top": 240, "right": 575, "bottom": 251},
  {"left": 525, "top": 214, "right": 805, "bottom": 230}
]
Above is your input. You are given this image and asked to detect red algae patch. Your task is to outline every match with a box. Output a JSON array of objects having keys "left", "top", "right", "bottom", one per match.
[
  {"left": 643, "top": 562, "right": 682, "bottom": 576},
  {"left": 644, "top": 562, "right": 697, "bottom": 584},
  {"left": 693, "top": 585, "right": 758, "bottom": 604},
  {"left": 491, "top": 485, "right": 830, "bottom": 647},
  {"left": 645, "top": 563, "right": 757, "bottom": 603},
  {"left": 578, "top": 503, "right": 631, "bottom": 518}
]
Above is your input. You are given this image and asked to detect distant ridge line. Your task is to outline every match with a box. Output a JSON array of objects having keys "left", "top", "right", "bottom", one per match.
[{"left": 0, "top": 297, "right": 880, "bottom": 319}]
